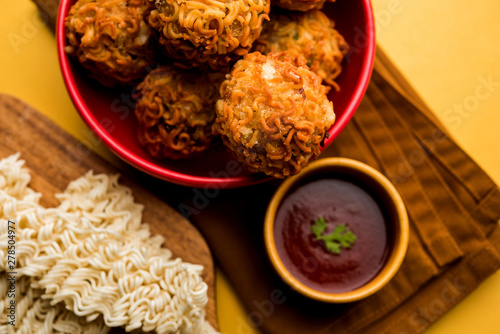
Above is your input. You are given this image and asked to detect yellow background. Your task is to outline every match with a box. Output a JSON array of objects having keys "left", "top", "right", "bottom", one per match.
[{"left": 1, "top": 1, "right": 499, "bottom": 333}]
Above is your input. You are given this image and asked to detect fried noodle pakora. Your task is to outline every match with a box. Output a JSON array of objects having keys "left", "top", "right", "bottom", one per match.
[
  {"left": 147, "top": 0, "right": 270, "bottom": 70},
  {"left": 134, "top": 66, "right": 224, "bottom": 159},
  {"left": 215, "top": 52, "right": 335, "bottom": 178},
  {"left": 254, "top": 10, "right": 349, "bottom": 89},
  {"left": 65, "top": 0, "right": 158, "bottom": 86}
]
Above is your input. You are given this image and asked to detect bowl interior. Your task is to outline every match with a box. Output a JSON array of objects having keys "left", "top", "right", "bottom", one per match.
[
  {"left": 57, "top": 0, "right": 375, "bottom": 188},
  {"left": 265, "top": 158, "right": 409, "bottom": 303}
]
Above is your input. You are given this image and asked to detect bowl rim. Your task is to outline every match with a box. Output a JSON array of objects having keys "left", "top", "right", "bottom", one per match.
[
  {"left": 264, "top": 157, "right": 409, "bottom": 303},
  {"left": 56, "top": 0, "right": 376, "bottom": 188},
  {"left": 323, "top": 0, "right": 376, "bottom": 148}
]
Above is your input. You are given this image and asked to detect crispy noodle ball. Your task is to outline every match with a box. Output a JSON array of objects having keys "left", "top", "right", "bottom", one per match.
[
  {"left": 215, "top": 52, "right": 335, "bottom": 178},
  {"left": 134, "top": 66, "right": 225, "bottom": 159},
  {"left": 273, "top": 0, "right": 335, "bottom": 11},
  {"left": 65, "top": 0, "right": 157, "bottom": 86},
  {"left": 254, "top": 10, "right": 349, "bottom": 89},
  {"left": 147, "top": 0, "right": 270, "bottom": 70}
]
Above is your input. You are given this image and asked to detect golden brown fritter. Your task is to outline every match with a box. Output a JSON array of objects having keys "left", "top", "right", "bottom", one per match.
[
  {"left": 254, "top": 10, "right": 348, "bottom": 88},
  {"left": 65, "top": 0, "right": 157, "bottom": 86},
  {"left": 273, "top": 0, "right": 335, "bottom": 11},
  {"left": 147, "top": 0, "right": 270, "bottom": 71},
  {"left": 215, "top": 52, "right": 335, "bottom": 178},
  {"left": 134, "top": 66, "right": 225, "bottom": 159}
]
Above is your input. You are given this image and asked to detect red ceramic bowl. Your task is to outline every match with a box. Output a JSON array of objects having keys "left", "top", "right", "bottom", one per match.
[{"left": 57, "top": 0, "right": 375, "bottom": 188}]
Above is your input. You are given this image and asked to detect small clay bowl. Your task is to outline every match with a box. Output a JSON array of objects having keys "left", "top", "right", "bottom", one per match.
[{"left": 264, "top": 158, "right": 409, "bottom": 303}]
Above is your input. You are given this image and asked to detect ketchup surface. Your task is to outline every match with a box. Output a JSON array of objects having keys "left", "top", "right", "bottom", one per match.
[{"left": 274, "top": 178, "right": 390, "bottom": 293}]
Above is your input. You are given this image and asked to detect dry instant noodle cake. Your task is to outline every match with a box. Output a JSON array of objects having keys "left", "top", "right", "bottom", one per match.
[
  {"left": 254, "top": 10, "right": 349, "bottom": 89},
  {"left": 215, "top": 52, "right": 335, "bottom": 178},
  {"left": 147, "top": 0, "right": 270, "bottom": 70},
  {"left": 0, "top": 276, "right": 109, "bottom": 334},
  {"left": 134, "top": 66, "right": 225, "bottom": 159},
  {"left": 272, "top": 0, "right": 335, "bottom": 11},
  {"left": 0, "top": 155, "right": 108, "bottom": 333},
  {"left": 65, "top": 0, "right": 158, "bottom": 86},
  {"left": 0, "top": 154, "right": 217, "bottom": 334}
]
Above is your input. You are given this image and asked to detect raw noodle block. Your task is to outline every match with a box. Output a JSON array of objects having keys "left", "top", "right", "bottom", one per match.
[{"left": 0, "top": 154, "right": 217, "bottom": 334}]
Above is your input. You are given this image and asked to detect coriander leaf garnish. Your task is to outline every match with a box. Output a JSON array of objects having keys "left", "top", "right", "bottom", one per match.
[
  {"left": 311, "top": 217, "right": 357, "bottom": 255},
  {"left": 311, "top": 217, "right": 328, "bottom": 238}
]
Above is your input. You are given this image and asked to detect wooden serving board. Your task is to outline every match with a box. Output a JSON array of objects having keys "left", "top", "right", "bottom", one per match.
[{"left": 0, "top": 94, "right": 218, "bottom": 330}]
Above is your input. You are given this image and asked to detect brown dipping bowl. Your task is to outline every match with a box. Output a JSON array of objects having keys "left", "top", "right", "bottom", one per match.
[{"left": 264, "top": 158, "right": 409, "bottom": 303}]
